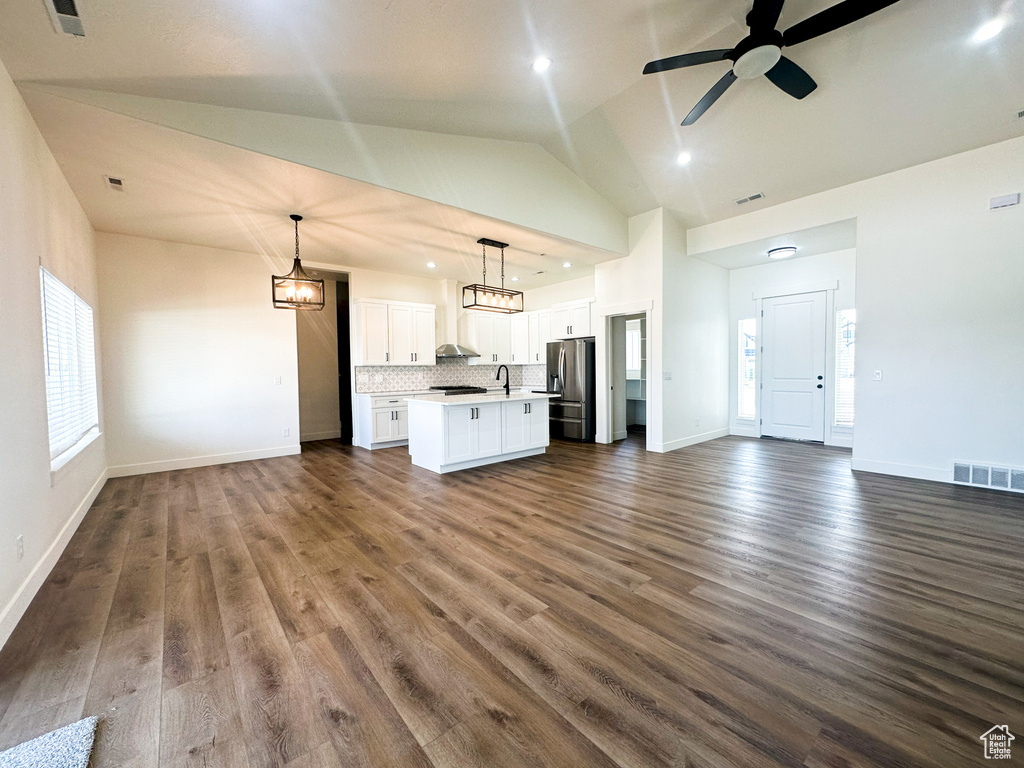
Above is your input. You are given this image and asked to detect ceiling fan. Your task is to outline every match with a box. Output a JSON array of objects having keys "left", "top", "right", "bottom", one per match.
[{"left": 643, "top": 0, "right": 901, "bottom": 125}]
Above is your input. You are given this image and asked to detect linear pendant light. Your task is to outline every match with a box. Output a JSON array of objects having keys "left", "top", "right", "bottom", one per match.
[
  {"left": 272, "top": 214, "right": 325, "bottom": 310},
  {"left": 462, "top": 238, "right": 524, "bottom": 314}
]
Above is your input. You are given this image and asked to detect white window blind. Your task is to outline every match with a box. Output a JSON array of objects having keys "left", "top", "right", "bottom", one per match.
[
  {"left": 738, "top": 318, "right": 756, "bottom": 420},
  {"left": 40, "top": 268, "right": 99, "bottom": 462},
  {"left": 835, "top": 309, "right": 856, "bottom": 427}
]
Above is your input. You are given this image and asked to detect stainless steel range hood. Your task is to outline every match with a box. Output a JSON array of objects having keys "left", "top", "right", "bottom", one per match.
[{"left": 435, "top": 343, "right": 479, "bottom": 358}]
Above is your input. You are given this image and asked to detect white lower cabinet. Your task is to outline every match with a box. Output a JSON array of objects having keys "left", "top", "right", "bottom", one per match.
[
  {"left": 372, "top": 407, "right": 409, "bottom": 442},
  {"left": 444, "top": 403, "right": 502, "bottom": 464},
  {"left": 501, "top": 400, "right": 549, "bottom": 453},
  {"left": 357, "top": 393, "right": 416, "bottom": 448}
]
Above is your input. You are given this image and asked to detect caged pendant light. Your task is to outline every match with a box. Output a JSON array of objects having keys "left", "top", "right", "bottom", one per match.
[
  {"left": 462, "top": 238, "right": 524, "bottom": 314},
  {"left": 272, "top": 214, "right": 324, "bottom": 310}
]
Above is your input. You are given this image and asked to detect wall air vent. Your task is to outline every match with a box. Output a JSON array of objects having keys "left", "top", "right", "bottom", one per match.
[
  {"left": 735, "top": 193, "right": 764, "bottom": 206},
  {"left": 953, "top": 462, "right": 1024, "bottom": 493},
  {"left": 104, "top": 175, "right": 125, "bottom": 192},
  {"left": 45, "top": 0, "right": 84, "bottom": 36}
]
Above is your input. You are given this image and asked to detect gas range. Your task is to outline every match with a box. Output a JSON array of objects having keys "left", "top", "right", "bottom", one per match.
[{"left": 429, "top": 385, "right": 489, "bottom": 396}]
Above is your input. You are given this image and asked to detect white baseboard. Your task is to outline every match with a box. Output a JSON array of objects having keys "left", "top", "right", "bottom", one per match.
[
  {"left": 850, "top": 458, "right": 949, "bottom": 483},
  {"left": 300, "top": 429, "right": 342, "bottom": 442},
  {"left": 653, "top": 427, "right": 730, "bottom": 454},
  {"left": 107, "top": 445, "right": 301, "bottom": 477},
  {"left": 0, "top": 469, "right": 108, "bottom": 650},
  {"left": 612, "top": 430, "right": 628, "bottom": 441},
  {"left": 730, "top": 425, "right": 759, "bottom": 438}
]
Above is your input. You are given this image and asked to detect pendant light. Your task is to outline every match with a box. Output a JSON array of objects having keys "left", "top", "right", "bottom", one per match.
[
  {"left": 272, "top": 214, "right": 324, "bottom": 310},
  {"left": 462, "top": 238, "right": 524, "bottom": 314}
]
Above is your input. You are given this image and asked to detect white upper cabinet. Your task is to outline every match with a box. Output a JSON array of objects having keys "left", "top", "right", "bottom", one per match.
[
  {"left": 551, "top": 299, "right": 593, "bottom": 338},
  {"left": 460, "top": 311, "right": 512, "bottom": 365},
  {"left": 510, "top": 313, "right": 530, "bottom": 365},
  {"left": 354, "top": 299, "right": 436, "bottom": 366},
  {"left": 535, "top": 310, "right": 552, "bottom": 363},
  {"left": 356, "top": 301, "right": 390, "bottom": 365}
]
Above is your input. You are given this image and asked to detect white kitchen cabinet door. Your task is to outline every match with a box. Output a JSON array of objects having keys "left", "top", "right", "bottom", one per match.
[
  {"left": 394, "top": 408, "right": 410, "bottom": 440},
  {"left": 444, "top": 406, "right": 475, "bottom": 463},
  {"left": 358, "top": 301, "right": 390, "bottom": 365},
  {"left": 569, "top": 303, "right": 591, "bottom": 336},
  {"left": 388, "top": 304, "right": 415, "bottom": 365},
  {"left": 551, "top": 307, "right": 572, "bottom": 339},
  {"left": 501, "top": 402, "right": 528, "bottom": 453},
  {"left": 527, "top": 400, "right": 550, "bottom": 448},
  {"left": 535, "top": 311, "right": 552, "bottom": 362},
  {"left": 372, "top": 409, "right": 396, "bottom": 442},
  {"left": 475, "top": 403, "right": 503, "bottom": 457},
  {"left": 412, "top": 306, "right": 436, "bottom": 365},
  {"left": 510, "top": 314, "right": 530, "bottom": 365},
  {"left": 461, "top": 312, "right": 492, "bottom": 365},
  {"left": 527, "top": 313, "right": 540, "bottom": 363},
  {"left": 492, "top": 315, "right": 512, "bottom": 364}
]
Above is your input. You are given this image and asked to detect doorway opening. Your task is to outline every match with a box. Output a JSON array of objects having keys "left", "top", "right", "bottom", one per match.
[
  {"left": 610, "top": 312, "right": 648, "bottom": 443},
  {"left": 296, "top": 270, "right": 353, "bottom": 445}
]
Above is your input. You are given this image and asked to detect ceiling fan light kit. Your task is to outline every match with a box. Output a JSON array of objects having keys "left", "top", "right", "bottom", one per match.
[
  {"left": 462, "top": 238, "right": 524, "bottom": 314},
  {"left": 643, "top": 0, "right": 901, "bottom": 125}
]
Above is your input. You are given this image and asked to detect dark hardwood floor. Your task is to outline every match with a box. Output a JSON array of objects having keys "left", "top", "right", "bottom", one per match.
[{"left": 0, "top": 435, "right": 1021, "bottom": 767}]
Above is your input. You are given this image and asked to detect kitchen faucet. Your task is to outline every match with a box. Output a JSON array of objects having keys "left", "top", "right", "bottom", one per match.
[{"left": 496, "top": 364, "right": 510, "bottom": 397}]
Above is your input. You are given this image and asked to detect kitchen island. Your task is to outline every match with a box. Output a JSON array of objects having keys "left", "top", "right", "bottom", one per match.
[{"left": 406, "top": 391, "right": 553, "bottom": 474}]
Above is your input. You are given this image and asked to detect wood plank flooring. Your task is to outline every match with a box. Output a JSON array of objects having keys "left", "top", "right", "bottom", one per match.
[{"left": 0, "top": 435, "right": 1021, "bottom": 767}]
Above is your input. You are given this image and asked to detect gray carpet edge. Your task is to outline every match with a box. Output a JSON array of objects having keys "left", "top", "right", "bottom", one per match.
[{"left": 0, "top": 716, "right": 98, "bottom": 768}]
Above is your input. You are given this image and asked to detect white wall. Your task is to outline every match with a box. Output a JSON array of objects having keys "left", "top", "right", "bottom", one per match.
[
  {"left": 689, "top": 138, "right": 1024, "bottom": 482},
  {"left": 728, "top": 249, "right": 856, "bottom": 440},
  {"left": 523, "top": 275, "right": 596, "bottom": 310},
  {"left": 297, "top": 279, "right": 341, "bottom": 442},
  {"left": 97, "top": 233, "right": 301, "bottom": 475},
  {"left": 661, "top": 213, "right": 730, "bottom": 451},
  {"left": 0, "top": 59, "right": 106, "bottom": 648}
]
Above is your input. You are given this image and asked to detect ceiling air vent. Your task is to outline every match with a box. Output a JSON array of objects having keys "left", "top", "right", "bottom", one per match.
[
  {"left": 104, "top": 175, "right": 125, "bottom": 192},
  {"left": 46, "top": 0, "right": 84, "bottom": 36},
  {"left": 735, "top": 193, "right": 764, "bottom": 206}
]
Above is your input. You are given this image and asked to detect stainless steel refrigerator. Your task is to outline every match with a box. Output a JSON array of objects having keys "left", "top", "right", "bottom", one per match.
[{"left": 545, "top": 337, "right": 596, "bottom": 442}]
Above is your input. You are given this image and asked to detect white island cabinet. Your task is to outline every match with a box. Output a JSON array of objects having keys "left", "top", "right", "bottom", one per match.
[{"left": 407, "top": 392, "right": 553, "bottom": 474}]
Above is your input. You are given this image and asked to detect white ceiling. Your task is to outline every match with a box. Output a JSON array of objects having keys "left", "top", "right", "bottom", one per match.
[
  {"left": 21, "top": 89, "right": 615, "bottom": 290},
  {"left": 2, "top": 0, "right": 1022, "bottom": 261},
  {"left": 688, "top": 218, "right": 856, "bottom": 269}
]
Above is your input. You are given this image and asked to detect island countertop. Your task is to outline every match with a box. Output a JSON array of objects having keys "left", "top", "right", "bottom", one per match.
[{"left": 406, "top": 391, "right": 555, "bottom": 406}]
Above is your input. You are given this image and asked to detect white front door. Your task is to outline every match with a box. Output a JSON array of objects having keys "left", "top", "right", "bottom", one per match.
[{"left": 761, "top": 292, "right": 826, "bottom": 441}]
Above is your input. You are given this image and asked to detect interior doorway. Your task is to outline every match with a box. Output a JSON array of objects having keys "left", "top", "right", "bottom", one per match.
[
  {"left": 760, "top": 291, "right": 827, "bottom": 441},
  {"left": 295, "top": 270, "right": 352, "bottom": 444},
  {"left": 610, "top": 312, "right": 648, "bottom": 442}
]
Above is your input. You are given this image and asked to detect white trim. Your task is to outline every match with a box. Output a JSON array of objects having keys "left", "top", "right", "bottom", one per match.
[
  {"left": 730, "top": 424, "right": 760, "bottom": 438},
  {"left": 652, "top": 428, "right": 730, "bottom": 453},
  {"left": 0, "top": 469, "right": 108, "bottom": 650},
  {"left": 107, "top": 445, "right": 301, "bottom": 477},
  {"left": 594, "top": 299, "right": 654, "bottom": 317},
  {"left": 613, "top": 429, "right": 628, "bottom": 441},
  {"left": 551, "top": 296, "right": 596, "bottom": 309},
  {"left": 362, "top": 439, "right": 409, "bottom": 451},
  {"left": 50, "top": 428, "right": 102, "bottom": 487},
  {"left": 412, "top": 446, "right": 546, "bottom": 474},
  {"left": 752, "top": 280, "right": 839, "bottom": 300},
  {"left": 300, "top": 429, "right": 342, "bottom": 442},
  {"left": 851, "top": 458, "right": 948, "bottom": 483}
]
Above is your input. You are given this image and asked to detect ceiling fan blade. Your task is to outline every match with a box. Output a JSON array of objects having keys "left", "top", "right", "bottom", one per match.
[
  {"left": 783, "top": 0, "right": 900, "bottom": 46},
  {"left": 643, "top": 49, "right": 732, "bottom": 75},
  {"left": 682, "top": 70, "right": 737, "bottom": 126},
  {"left": 764, "top": 56, "right": 817, "bottom": 99},
  {"left": 746, "top": 0, "right": 786, "bottom": 31}
]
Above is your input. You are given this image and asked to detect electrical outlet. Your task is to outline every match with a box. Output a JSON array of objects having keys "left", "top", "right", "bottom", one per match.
[
  {"left": 694, "top": 418, "right": 700, "bottom": 428},
  {"left": 282, "top": 428, "right": 290, "bottom": 437},
  {"left": 16, "top": 535, "right": 24, "bottom": 561},
  {"left": 274, "top": 376, "right": 282, "bottom": 385},
  {"left": 873, "top": 370, "right": 883, "bottom": 381},
  {"left": 663, "top": 371, "right": 672, "bottom": 381}
]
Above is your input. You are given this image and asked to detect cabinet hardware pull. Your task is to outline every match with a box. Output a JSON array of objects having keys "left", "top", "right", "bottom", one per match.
[{"left": 386, "top": 351, "right": 389, "bottom": 362}]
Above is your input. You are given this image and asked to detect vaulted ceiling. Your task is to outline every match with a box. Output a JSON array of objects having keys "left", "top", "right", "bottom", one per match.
[{"left": 2, "top": 0, "right": 1021, "bottom": 271}]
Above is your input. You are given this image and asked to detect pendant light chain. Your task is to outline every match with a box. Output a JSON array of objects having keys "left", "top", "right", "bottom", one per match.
[
  {"left": 500, "top": 246, "right": 505, "bottom": 289},
  {"left": 295, "top": 218, "right": 301, "bottom": 261},
  {"left": 482, "top": 242, "right": 487, "bottom": 287}
]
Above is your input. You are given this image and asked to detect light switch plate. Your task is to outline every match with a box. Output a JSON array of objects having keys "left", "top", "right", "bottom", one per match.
[
  {"left": 282, "top": 428, "right": 290, "bottom": 437},
  {"left": 663, "top": 371, "right": 672, "bottom": 381},
  {"left": 873, "top": 370, "right": 883, "bottom": 381}
]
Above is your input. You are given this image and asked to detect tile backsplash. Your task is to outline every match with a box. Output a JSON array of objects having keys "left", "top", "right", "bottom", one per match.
[{"left": 356, "top": 358, "right": 547, "bottom": 393}]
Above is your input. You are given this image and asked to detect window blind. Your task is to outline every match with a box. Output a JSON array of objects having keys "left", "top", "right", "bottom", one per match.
[
  {"left": 834, "top": 309, "right": 855, "bottom": 427},
  {"left": 40, "top": 268, "right": 99, "bottom": 461}
]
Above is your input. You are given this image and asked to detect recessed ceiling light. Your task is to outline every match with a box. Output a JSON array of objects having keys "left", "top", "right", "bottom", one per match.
[
  {"left": 973, "top": 17, "right": 1006, "bottom": 42},
  {"left": 532, "top": 56, "right": 552, "bottom": 73},
  {"left": 676, "top": 151, "right": 692, "bottom": 166},
  {"left": 767, "top": 247, "right": 797, "bottom": 259},
  {"left": 562, "top": 262, "right": 572, "bottom": 269},
  {"left": 511, "top": 276, "right": 520, "bottom": 282},
  {"left": 426, "top": 262, "right": 436, "bottom": 269}
]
